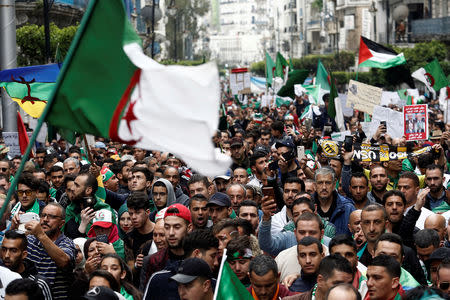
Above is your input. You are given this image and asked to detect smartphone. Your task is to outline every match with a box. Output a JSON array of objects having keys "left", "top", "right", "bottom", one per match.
[
  {"left": 282, "top": 150, "right": 295, "bottom": 161},
  {"left": 96, "top": 234, "right": 109, "bottom": 244},
  {"left": 297, "top": 146, "right": 306, "bottom": 160},
  {"left": 324, "top": 125, "right": 332, "bottom": 133},
  {"left": 82, "top": 196, "right": 96, "bottom": 209},
  {"left": 262, "top": 186, "right": 275, "bottom": 199},
  {"left": 380, "top": 121, "right": 387, "bottom": 127},
  {"left": 344, "top": 136, "right": 353, "bottom": 152},
  {"left": 18, "top": 212, "right": 40, "bottom": 233},
  {"left": 268, "top": 160, "right": 278, "bottom": 171}
]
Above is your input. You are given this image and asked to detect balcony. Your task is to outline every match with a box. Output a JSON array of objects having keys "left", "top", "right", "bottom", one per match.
[
  {"left": 411, "top": 17, "right": 450, "bottom": 41},
  {"left": 284, "top": 2, "right": 297, "bottom": 11}
]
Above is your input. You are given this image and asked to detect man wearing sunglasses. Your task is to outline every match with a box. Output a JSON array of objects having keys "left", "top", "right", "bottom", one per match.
[
  {"left": 10, "top": 175, "right": 46, "bottom": 226},
  {"left": 0, "top": 160, "right": 11, "bottom": 182}
]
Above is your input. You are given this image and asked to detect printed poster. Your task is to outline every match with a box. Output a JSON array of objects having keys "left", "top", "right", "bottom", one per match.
[{"left": 404, "top": 104, "right": 428, "bottom": 141}]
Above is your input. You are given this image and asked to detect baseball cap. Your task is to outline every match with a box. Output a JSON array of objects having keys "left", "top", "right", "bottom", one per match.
[
  {"left": 275, "top": 138, "right": 295, "bottom": 149},
  {"left": 207, "top": 192, "right": 231, "bottom": 207},
  {"left": 230, "top": 137, "right": 244, "bottom": 147},
  {"left": 426, "top": 247, "right": 450, "bottom": 264},
  {"left": 170, "top": 258, "right": 213, "bottom": 284},
  {"left": 82, "top": 286, "right": 119, "bottom": 300},
  {"left": 213, "top": 175, "right": 231, "bottom": 181},
  {"left": 94, "top": 141, "right": 107, "bottom": 150},
  {"left": 253, "top": 145, "right": 269, "bottom": 155},
  {"left": 164, "top": 203, "right": 192, "bottom": 223}
]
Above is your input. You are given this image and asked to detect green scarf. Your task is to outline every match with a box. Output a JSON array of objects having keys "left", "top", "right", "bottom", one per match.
[{"left": 120, "top": 286, "right": 133, "bottom": 300}]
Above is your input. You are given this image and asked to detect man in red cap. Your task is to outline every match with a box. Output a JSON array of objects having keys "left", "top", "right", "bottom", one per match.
[{"left": 139, "top": 203, "right": 192, "bottom": 291}]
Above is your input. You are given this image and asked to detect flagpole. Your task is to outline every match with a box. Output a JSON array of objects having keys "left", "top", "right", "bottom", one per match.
[
  {"left": 265, "top": 54, "right": 268, "bottom": 96},
  {"left": 355, "top": 66, "right": 359, "bottom": 81},
  {"left": 213, "top": 248, "right": 228, "bottom": 300}
]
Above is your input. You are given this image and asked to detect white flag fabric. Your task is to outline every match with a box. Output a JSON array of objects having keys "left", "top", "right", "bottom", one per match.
[
  {"left": 117, "top": 43, "right": 231, "bottom": 176},
  {"left": 412, "top": 67, "right": 436, "bottom": 98}
]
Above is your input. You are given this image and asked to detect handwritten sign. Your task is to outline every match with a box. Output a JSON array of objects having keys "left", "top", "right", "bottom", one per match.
[
  {"left": 2, "top": 132, "right": 33, "bottom": 158},
  {"left": 346, "top": 80, "right": 382, "bottom": 114}
]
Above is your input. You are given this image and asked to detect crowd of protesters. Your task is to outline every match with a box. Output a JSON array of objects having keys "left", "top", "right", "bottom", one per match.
[{"left": 0, "top": 85, "right": 449, "bottom": 300}]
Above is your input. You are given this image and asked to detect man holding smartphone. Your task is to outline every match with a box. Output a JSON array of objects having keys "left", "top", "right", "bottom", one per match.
[{"left": 276, "top": 139, "right": 302, "bottom": 186}]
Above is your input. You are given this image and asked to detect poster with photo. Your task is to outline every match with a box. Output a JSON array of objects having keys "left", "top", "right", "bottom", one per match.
[{"left": 403, "top": 104, "right": 428, "bottom": 141}]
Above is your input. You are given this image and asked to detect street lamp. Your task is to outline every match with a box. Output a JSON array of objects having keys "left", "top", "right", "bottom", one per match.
[
  {"left": 368, "top": 1, "right": 377, "bottom": 41},
  {"left": 141, "top": 0, "right": 162, "bottom": 58},
  {"left": 167, "top": 0, "right": 178, "bottom": 61}
]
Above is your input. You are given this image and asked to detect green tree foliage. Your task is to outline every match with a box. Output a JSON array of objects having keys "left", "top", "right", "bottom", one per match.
[
  {"left": 393, "top": 40, "right": 448, "bottom": 71},
  {"left": 250, "top": 51, "right": 355, "bottom": 76},
  {"left": 16, "top": 23, "right": 78, "bottom": 66},
  {"left": 165, "top": 0, "right": 209, "bottom": 60}
]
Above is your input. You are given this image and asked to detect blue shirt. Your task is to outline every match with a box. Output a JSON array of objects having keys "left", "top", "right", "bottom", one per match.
[{"left": 27, "top": 233, "right": 76, "bottom": 300}]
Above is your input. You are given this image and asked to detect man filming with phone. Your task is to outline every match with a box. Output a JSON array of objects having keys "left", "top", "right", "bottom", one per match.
[
  {"left": 276, "top": 139, "right": 302, "bottom": 186},
  {"left": 64, "top": 172, "right": 115, "bottom": 240}
]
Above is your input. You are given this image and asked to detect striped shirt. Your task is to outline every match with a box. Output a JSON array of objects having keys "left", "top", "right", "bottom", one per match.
[{"left": 27, "top": 234, "right": 76, "bottom": 300}]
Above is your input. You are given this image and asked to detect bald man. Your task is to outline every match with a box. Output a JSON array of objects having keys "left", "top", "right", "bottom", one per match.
[
  {"left": 425, "top": 214, "right": 447, "bottom": 247},
  {"left": 348, "top": 209, "right": 366, "bottom": 249}
]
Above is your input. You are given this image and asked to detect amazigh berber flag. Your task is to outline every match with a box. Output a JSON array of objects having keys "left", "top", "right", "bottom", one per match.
[
  {"left": 358, "top": 36, "right": 406, "bottom": 69},
  {"left": 45, "top": 0, "right": 231, "bottom": 176}
]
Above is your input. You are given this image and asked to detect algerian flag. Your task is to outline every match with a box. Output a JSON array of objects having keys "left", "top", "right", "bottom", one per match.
[
  {"left": 265, "top": 52, "right": 275, "bottom": 86},
  {"left": 275, "top": 96, "right": 293, "bottom": 107},
  {"left": 303, "top": 84, "right": 321, "bottom": 105},
  {"left": 299, "top": 104, "right": 313, "bottom": 123},
  {"left": 315, "top": 59, "right": 331, "bottom": 91},
  {"left": 213, "top": 249, "right": 253, "bottom": 300},
  {"left": 412, "top": 59, "right": 449, "bottom": 93},
  {"left": 275, "top": 52, "right": 289, "bottom": 79},
  {"left": 45, "top": 0, "right": 231, "bottom": 177},
  {"left": 397, "top": 89, "right": 420, "bottom": 105},
  {"left": 358, "top": 36, "right": 406, "bottom": 69}
]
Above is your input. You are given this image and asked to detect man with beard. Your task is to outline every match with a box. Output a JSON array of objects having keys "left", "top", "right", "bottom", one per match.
[
  {"left": 424, "top": 164, "right": 447, "bottom": 210},
  {"left": 367, "top": 165, "right": 389, "bottom": 204},
  {"left": 248, "top": 151, "right": 268, "bottom": 188},
  {"left": 164, "top": 166, "right": 190, "bottom": 207},
  {"left": 116, "top": 160, "right": 134, "bottom": 194},
  {"left": 140, "top": 204, "right": 192, "bottom": 291},
  {"left": 229, "top": 137, "right": 250, "bottom": 171},
  {"left": 25, "top": 203, "right": 77, "bottom": 300},
  {"left": 271, "top": 177, "right": 304, "bottom": 235},
  {"left": 1, "top": 230, "right": 52, "bottom": 300},
  {"left": 64, "top": 172, "right": 115, "bottom": 239},
  {"left": 187, "top": 175, "right": 214, "bottom": 199}
]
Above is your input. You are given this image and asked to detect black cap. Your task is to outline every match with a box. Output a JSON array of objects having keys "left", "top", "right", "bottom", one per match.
[
  {"left": 171, "top": 258, "right": 213, "bottom": 284},
  {"left": 253, "top": 145, "right": 269, "bottom": 156},
  {"left": 82, "top": 286, "right": 119, "bottom": 300},
  {"left": 230, "top": 137, "right": 244, "bottom": 147},
  {"left": 207, "top": 192, "right": 231, "bottom": 207},
  {"left": 275, "top": 138, "right": 295, "bottom": 149},
  {"left": 426, "top": 247, "right": 450, "bottom": 264}
]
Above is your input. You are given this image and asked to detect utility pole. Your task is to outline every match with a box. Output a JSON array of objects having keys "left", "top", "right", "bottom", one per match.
[{"left": 0, "top": 0, "right": 18, "bottom": 132}]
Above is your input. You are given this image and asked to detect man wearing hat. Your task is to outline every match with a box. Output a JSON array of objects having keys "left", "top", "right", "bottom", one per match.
[
  {"left": 426, "top": 247, "right": 450, "bottom": 287},
  {"left": 140, "top": 203, "right": 192, "bottom": 291},
  {"left": 276, "top": 139, "right": 301, "bottom": 185},
  {"left": 229, "top": 137, "right": 250, "bottom": 171},
  {"left": 207, "top": 192, "right": 233, "bottom": 224},
  {"left": 213, "top": 175, "right": 231, "bottom": 194},
  {"left": 170, "top": 258, "right": 214, "bottom": 300}
]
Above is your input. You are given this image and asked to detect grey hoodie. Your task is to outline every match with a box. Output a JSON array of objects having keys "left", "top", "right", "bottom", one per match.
[{"left": 151, "top": 178, "right": 176, "bottom": 209}]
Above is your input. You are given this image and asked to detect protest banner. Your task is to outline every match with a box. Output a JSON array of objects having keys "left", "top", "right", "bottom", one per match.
[
  {"left": 403, "top": 104, "right": 428, "bottom": 141},
  {"left": 346, "top": 80, "right": 382, "bottom": 114},
  {"left": 2, "top": 132, "right": 33, "bottom": 157},
  {"left": 318, "top": 139, "right": 432, "bottom": 162},
  {"left": 367, "top": 105, "right": 404, "bottom": 139},
  {"left": 230, "top": 68, "right": 251, "bottom": 95}
]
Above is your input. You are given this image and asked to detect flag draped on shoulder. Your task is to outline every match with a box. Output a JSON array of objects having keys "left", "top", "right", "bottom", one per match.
[
  {"left": 0, "top": 64, "right": 59, "bottom": 118},
  {"left": 213, "top": 249, "right": 253, "bottom": 300},
  {"left": 45, "top": 0, "right": 231, "bottom": 176},
  {"left": 358, "top": 36, "right": 406, "bottom": 69},
  {"left": 412, "top": 59, "right": 449, "bottom": 93}
]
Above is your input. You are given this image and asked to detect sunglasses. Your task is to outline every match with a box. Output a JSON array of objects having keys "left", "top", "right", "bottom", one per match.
[
  {"left": 440, "top": 282, "right": 450, "bottom": 290},
  {"left": 17, "top": 190, "right": 33, "bottom": 197}
]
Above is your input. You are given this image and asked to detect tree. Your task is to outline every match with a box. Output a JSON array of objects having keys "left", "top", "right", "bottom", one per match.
[
  {"left": 165, "top": 0, "right": 209, "bottom": 60},
  {"left": 16, "top": 23, "right": 78, "bottom": 66}
]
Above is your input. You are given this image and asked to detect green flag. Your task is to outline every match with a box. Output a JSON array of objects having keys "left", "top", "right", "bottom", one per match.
[
  {"left": 303, "top": 84, "right": 321, "bottom": 105},
  {"left": 45, "top": 0, "right": 141, "bottom": 138},
  {"left": 265, "top": 52, "right": 275, "bottom": 86},
  {"left": 214, "top": 260, "right": 253, "bottom": 300},
  {"left": 412, "top": 59, "right": 449, "bottom": 92},
  {"left": 275, "top": 96, "right": 292, "bottom": 107},
  {"left": 289, "top": 57, "right": 295, "bottom": 71},
  {"left": 315, "top": 59, "right": 331, "bottom": 91},
  {"left": 275, "top": 52, "right": 289, "bottom": 79},
  {"left": 328, "top": 71, "right": 337, "bottom": 119}
]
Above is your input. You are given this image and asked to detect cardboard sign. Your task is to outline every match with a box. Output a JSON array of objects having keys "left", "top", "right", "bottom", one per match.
[
  {"left": 346, "top": 80, "right": 382, "bottom": 114},
  {"left": 230, "top": 68, "right": 251, "bottom": 95},
  {"left": 404, "top": 104, "right": 428, "bottom": 141},
  {"left": 2, "top": 132, "right": 33, "bottom": 157}
]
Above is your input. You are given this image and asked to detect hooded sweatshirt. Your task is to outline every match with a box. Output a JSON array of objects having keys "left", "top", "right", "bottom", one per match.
[{"left": 151, "top": 178, "right": 176, "bottom": 209}]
